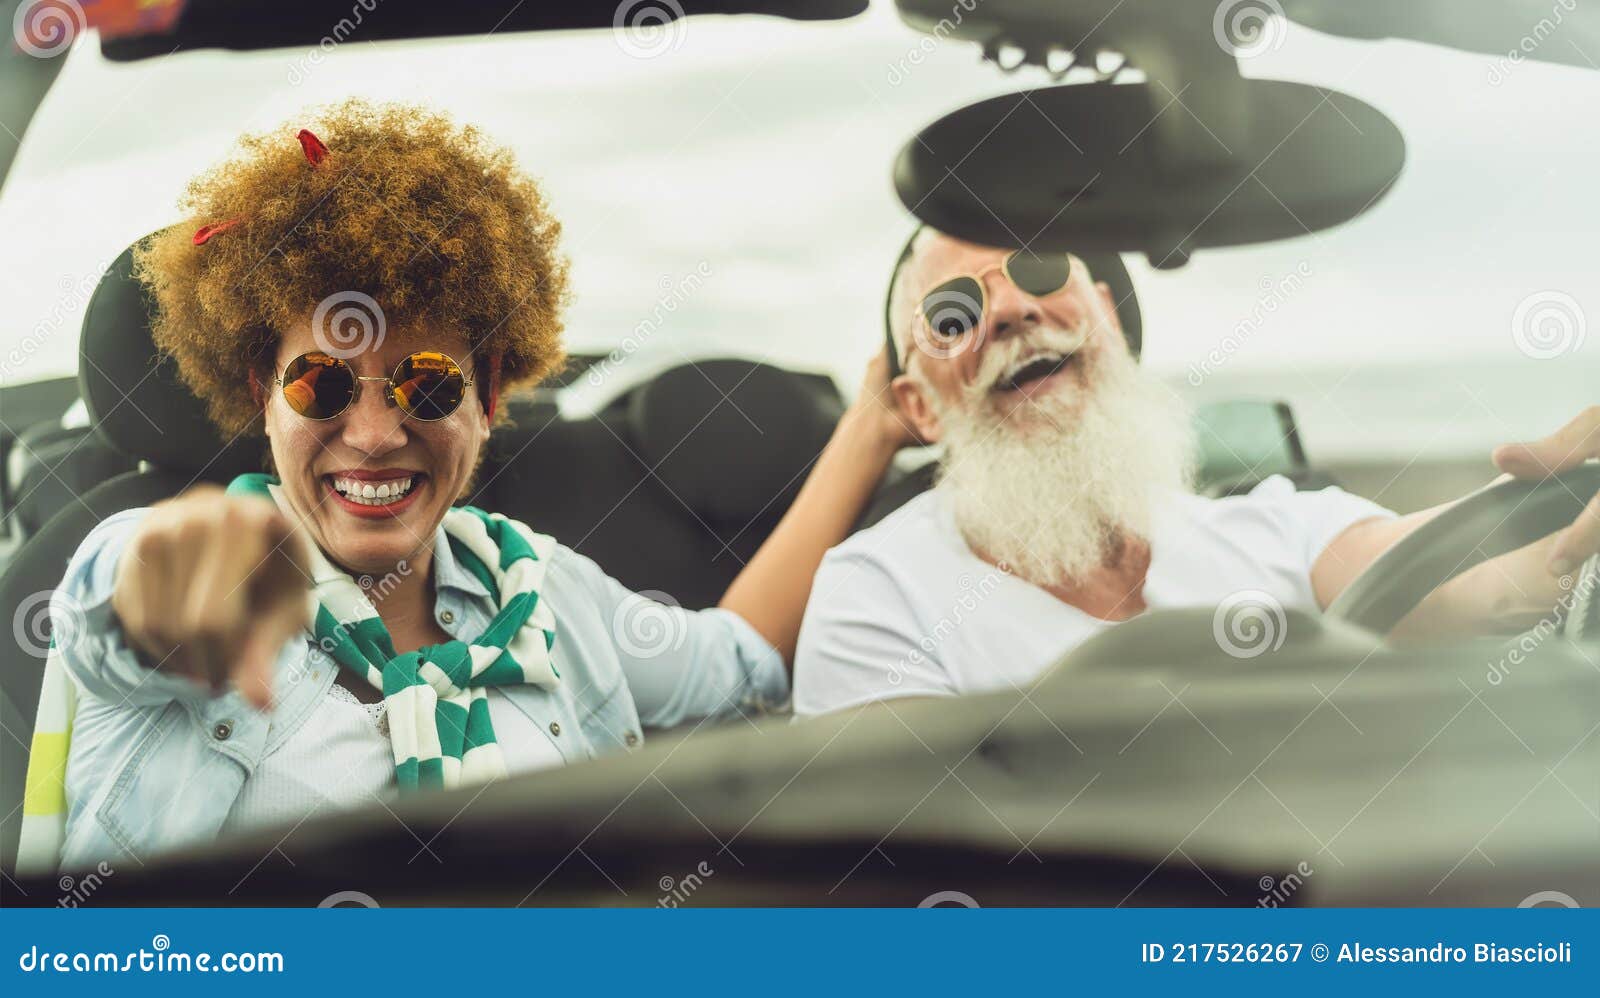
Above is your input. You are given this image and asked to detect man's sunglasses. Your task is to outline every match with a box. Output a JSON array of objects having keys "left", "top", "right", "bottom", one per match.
[
  {"left": 275, "top": 350, "right": 474, "bottom": 421},
  {"left": 918, "top": 250, "right": 1073, "bottom": 340}
]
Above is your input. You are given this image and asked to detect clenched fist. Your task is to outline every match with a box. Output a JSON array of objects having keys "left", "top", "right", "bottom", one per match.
[{"left": 111, "top": 485, "right": 312, "bottom": 709}]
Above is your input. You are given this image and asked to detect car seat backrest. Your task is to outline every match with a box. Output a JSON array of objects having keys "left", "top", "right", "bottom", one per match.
[{"left": 472, "top": 360, "right": 844, "bottom": 609}]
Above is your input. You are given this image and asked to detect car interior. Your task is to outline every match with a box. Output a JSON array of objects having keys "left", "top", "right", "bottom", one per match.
[{"left": 1, "top": 0, "right": 1597, "bottom": 906}]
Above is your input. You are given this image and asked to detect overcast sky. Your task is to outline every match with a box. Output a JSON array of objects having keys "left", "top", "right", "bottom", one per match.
[{"left": 2, "top": 1, "right": 1595, "bottom": 458}]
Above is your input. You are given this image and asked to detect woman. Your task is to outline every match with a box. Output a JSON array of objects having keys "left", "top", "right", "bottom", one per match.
[{"left": 21, "top": 100, "right": 912, "bottom": 871}]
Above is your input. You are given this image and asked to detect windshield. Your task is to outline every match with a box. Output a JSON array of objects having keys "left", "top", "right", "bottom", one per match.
[{"left": 1, "top": 3, "right": 1595, "bottom": 462}]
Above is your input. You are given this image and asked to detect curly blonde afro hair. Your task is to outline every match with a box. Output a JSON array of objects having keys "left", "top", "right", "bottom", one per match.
[{"left": 133, "top": 98, "right": 571, "bottom": 438}]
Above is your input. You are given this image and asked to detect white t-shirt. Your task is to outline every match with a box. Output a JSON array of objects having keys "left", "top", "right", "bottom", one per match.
[{"left": 792, "top": 475, "right": 1394, "bottom": 717}]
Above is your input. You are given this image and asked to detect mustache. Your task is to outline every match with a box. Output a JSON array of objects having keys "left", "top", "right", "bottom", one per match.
[{"left": 965, "top": 324, "right": 1091, "bottom": 400}]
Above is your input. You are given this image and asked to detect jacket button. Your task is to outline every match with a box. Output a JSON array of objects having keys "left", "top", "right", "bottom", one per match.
[
  {"left": 625, "top": 732, "right": 639, "bottom": 747},
  {"left": 213, "top": 721, "right": 233, "bottom": 741},
  {"left": 548, "top": 721, "right": 561, "bottom": 737},
  {"left": 439, "top": 609, "right": 455, "bottom": 626}
]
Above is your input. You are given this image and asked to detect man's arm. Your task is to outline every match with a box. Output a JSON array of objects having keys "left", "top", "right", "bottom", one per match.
[
  {"left": 1311, "top": 408, "right": 1600, "bottom": 637},
  {"left": 1314, "top": 507, "right": 1565, "bottom": 639}
]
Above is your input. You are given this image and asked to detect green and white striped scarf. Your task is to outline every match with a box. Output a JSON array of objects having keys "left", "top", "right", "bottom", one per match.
[{"left": 17, "top": 472, "right": 559, "bottom": 872}]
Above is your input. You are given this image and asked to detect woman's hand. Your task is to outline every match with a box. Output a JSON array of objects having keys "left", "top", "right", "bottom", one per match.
[
  {"left": 111, "top": 485, "right": 312, "bottom": 709},
  {"left": 846, "top": 345, "right": 925, "bottom": 452}
]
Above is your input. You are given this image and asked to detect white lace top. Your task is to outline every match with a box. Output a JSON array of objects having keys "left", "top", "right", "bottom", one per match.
[{"left": 221, "top": 682, "right": 564, "bottom": 835}]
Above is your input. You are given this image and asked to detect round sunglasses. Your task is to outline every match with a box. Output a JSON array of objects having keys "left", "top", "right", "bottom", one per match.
[
  {"left": 919, "top": 251, "right": 1072, "bottom": 340},
  {"left": 274, "top": 350, "right": 474, "bottom": 421}
]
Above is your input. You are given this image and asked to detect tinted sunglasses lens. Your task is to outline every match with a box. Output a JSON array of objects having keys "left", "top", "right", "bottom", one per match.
[
  {"left": 920, "top": 276, "right": 985, "bottom": 338},
  {"left": 1005, "top": 252, "right": 1071, "bottom": 297},
  {"left": 281, "top": 353, "right": 354, "bottom": 419},
  {"left": 392, "top": 352, "right": 466, "bottom": 421}
]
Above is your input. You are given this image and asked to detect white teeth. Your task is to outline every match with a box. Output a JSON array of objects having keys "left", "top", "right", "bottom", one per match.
[{"left": 330, "top": 475, "right": 417, "bottom": 506}]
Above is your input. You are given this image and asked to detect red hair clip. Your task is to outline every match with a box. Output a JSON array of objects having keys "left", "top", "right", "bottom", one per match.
[
  {"left": 193, "top": 219, "right": 242, "bottom": 246},
  {"left": 195, "top": 129, "right": 326, "bottom": 248},
  {"left": 297, "top": 129, "right": 329, "bottom": 166}
]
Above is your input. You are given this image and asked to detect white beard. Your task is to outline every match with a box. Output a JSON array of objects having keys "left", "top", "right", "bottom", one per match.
[{"left": 928, "top": 332, "right": 1194, "bottom": 590}]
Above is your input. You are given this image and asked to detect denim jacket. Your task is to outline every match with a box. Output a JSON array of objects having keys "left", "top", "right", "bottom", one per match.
[{"left": 53, "top": 507, "right": 787, "bottom": 870}]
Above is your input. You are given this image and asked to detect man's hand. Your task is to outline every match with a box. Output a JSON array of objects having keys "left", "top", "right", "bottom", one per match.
[
  {"left": 1493, "top": 406, "right": 1600, "bottom": 577},
  {"left": 110, "top": 485, "right": 312, "bottom": 709}
]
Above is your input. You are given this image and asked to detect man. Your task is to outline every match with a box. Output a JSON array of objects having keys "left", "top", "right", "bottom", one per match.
[{"left": 792, "top": 229, "right": 1589, "bottom": 716}]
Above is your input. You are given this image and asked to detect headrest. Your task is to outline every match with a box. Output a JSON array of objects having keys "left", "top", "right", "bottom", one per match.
[
  {"left": 628, "top": 360, "right": 842, "bottom": 523},
  {"left": 79, "top": 235, "right": 261, "bottom": 476}
]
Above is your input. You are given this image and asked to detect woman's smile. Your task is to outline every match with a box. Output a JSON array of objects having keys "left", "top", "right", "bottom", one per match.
[{"left": 322, "top": 468, "right": 429, "bottom": 519}]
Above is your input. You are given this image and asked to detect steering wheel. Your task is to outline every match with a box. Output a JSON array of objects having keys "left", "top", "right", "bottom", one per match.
[{"left": 1325, "top": 464, "right": 1600, "bottom": 635}]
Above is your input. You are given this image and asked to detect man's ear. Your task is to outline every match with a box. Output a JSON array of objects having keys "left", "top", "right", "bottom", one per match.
[
  {"left": 890, "top": 372, "right": 944, "bottom": 445},
  {"left": 1094, "top": 280, "right": 1125, "bottom": 344}
]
